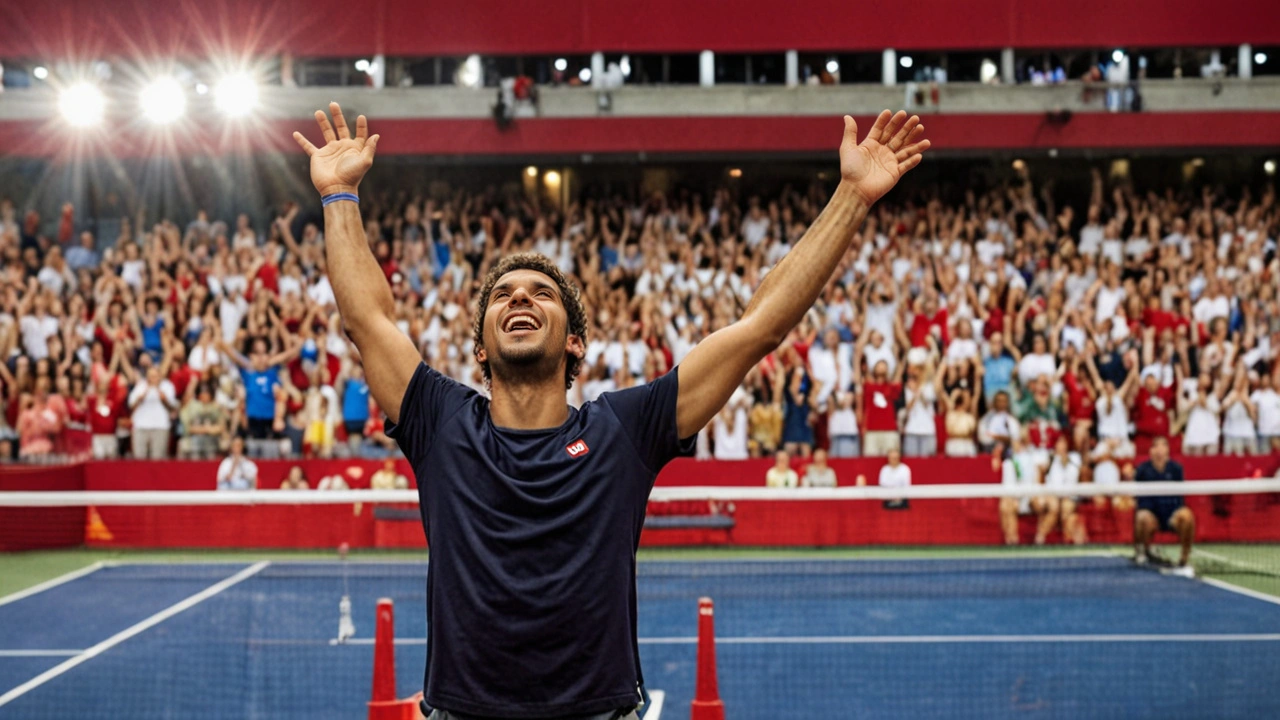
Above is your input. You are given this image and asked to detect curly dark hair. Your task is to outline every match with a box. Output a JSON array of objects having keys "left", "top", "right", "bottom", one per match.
[{"left": 472, "top": 253, "right": 588, "bottom": 389}]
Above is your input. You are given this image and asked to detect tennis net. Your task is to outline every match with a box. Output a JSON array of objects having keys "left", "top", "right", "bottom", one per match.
[{"left": 1, "top": 479, "right": 1279, "bottom": 719}]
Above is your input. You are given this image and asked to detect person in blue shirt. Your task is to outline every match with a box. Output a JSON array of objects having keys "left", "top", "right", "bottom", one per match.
[
  {"left": 1133, "top": 435, "right": 1196, "bottom": 575},
  {"left": 220, "top": 335, "right": 302, "bottom": 453},
  {"left": 293, "top": 102, "right": 929, "bottom": 719}
]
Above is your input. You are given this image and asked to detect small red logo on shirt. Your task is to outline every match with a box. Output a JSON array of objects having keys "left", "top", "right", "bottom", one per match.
[{"left": 566, "top": 439, "right": 590, "bottom": 458}]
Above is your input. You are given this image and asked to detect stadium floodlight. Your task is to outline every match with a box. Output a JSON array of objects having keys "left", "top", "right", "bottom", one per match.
[
  {"left": 58, "top": 83, "right": 106, "bottom": 127},
  {"left": 578, "top": 68, "right": 592, "bottom": 83},
  {"left": 525, "top": 166, "right": 538, "bottom": 178},
  {"left": 140, "top": 76, "right": 186, "bottom": 124},
  {"left": 32, "top": 66, "right": 48, "bottom": 80},
  {"left": 355, "top": 59, "right": 370, "bottom": 72},
  {"left": 1256, "top": 52, "right": 1268, "bottom": 65},
  {"left": 826, "top": 60, "right": 839, "bottom": 74},
  {"left": 1112, "top": 49, "right": 1125, "bottom": 63},
  {"left": 195, "top": 83, "right": 208, "bottom": 95},
  {"left": 619, "top": 56, "right": 631, "bottom": 77},
  {"left": 554, "top": 58, "right": 568, "bottom": 72},
  {"left": 899, "top": 55, "right": 913, "bottom": 69},
  {"left": 213, "top": 72, "right": 259, "bottom": 118},
  {"left": 1266, "top": 160, "right": 1277, "bottom": 176}
]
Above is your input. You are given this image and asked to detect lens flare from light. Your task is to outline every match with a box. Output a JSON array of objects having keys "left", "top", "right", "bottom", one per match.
[
  {"left": 214, "top": 73, "right": 259, "bottom": 117},
  {"left": 58, "top": 83, "right": 106, "bottom": 127},
  {"left": 140, "top": 76, "right": 186, "bottom": 124}
]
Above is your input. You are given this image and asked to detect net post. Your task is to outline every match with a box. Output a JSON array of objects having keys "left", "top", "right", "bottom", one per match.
[
  {"left": 370, "top": 598, "right": 397, "bottom": 705},
  {"left": 691, "top": 596, "right": 725, "bottom": 720}
]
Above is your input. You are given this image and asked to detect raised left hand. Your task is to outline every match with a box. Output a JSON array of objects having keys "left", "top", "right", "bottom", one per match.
[{"left": 840, "top": 110, "right": 930, "bottom": 206}]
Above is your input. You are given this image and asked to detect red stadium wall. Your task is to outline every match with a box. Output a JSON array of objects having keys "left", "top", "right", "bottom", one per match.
[
  {"left": 2, "top": 0, "right": 1277, "bottom": 58},
  {"left": 7, "top": 112, "right": 1280, "bottom": 160},
  {"left": 2, "top": 456, "right": 1277, "bottom": 551}
]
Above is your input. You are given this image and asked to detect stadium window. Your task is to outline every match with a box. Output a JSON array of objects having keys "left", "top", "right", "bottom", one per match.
[
  {"left": 612, "top": 54, "right": 662, "bottom": 85},
  {"left": 1254, "top": 46, "right": 1278, "bottom": 76},
  {"left": 944, "top": 52, "right": 996, "bottom": 83},
  {"left": 715, "top": 54, "right": 748, "bottom": 84},
  {"left": 746, "top": 54, "right": 785, "bottom": 84},
  {"left": 665, "top": 54, "right": 701, "bottom": 84},
  {"left": 832, "top": 53, "right": 881, "bottom": 84},
  {"left": 896, "top": 51, "right": 945, "bottom": 84}
]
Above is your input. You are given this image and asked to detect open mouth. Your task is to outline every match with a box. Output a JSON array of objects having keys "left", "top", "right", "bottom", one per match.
[{"left": 502, "top": 314, "right": 541, "bottom": 334}]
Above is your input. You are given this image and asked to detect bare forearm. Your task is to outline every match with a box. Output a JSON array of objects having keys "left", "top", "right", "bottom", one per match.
[
  {"left": 323, "top": 202, "right": 394, "bottom": 330},
  {"left": 743, "top": 183, "right": 869, "bottom": 339}
]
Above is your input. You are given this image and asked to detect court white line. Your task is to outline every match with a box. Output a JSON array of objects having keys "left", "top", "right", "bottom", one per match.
[
  {"left": 644, "top": 689, "right": 665, "bottom": 719},
  {"left": 0, "top": 561, "right": 269, "bottom": 709},
  {"left": 330, "top": 632, "right": 1280, "bottom": 646},
  {"left": 0, "top": 562, "right": 104, "bottom": 607},
  {"left": 1201, "top": 578, "right": 1280, "bottom": 608},
  {"left": 0, "top": 650, "right": 83, "bottom": 657}
]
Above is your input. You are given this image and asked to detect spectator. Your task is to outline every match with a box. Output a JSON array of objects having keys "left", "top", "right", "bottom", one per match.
[
  {"left": 127, "top": 366, "right": 177, "bottom": 459},
  {"left": 712, "top": 391, "right": 750, "bottom": 460},
  {"left": 901, "top": 360, "right": 940, "bottom": 457},
  {"left": 765, "top": 450, "right": 798, "bottom": 488},
  {"left": 280, "top": 465, "right": 310, "bottom": 490},
  {"left": 827, "top": 390, "right": 861, "bottom": 458},
  {"left": 997, "top": 434, "right": 1048, "bottom": 545},
  {"left": 861, "top": 360, "right": 903, "bottom": 456},
  {"left": 801, "top": 448, "right": 837, "bottom": 488},
  {"left": 1250, "top": 371, "right": 1280, "bottom": 454},
  {"left": 178, "top": 382, "right": 226, "bottom": 459},
  {"left": 220, "top": 336, "right": 300, "bottom": 457},
  {"left": 216, "top": 436, "right": 258, "bottom": 490},
  {"left": 877, "top": 448, "right": 911, "bottom": 508},
  {"left": 1220, "top": 366, "right": 1258, "bottom": 456},
  {"left": 977, "top": 391, "right": 1020, "bottom": 453},
  {"left": 370, "top": 458, "right": 409, "bottom": 490},
  {"left": 1038, "top": 436, "right": 1084, "bottom": 544}
]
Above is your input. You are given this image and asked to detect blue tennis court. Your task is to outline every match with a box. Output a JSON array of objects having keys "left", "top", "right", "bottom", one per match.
[{"left": 1, "top": 554, "right": 1278, "bottom": 719}]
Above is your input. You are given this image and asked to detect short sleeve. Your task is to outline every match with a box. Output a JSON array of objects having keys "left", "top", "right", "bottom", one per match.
[
  {"left": 384, "top": 363, "right": 476, "bottom": 467},
  {"left": 598, "top": 368, "right": 696, "bottom": 474}
]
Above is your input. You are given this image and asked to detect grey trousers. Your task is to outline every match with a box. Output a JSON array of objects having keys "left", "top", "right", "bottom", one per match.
[{"left": 427, "top": 709, "right": 639, "bottom": 720}]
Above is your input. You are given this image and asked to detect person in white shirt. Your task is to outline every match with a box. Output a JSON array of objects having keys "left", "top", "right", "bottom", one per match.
[
  {"left": 1179, "top": 372, "right": 1222, "bottom": 455},
  {"left": 1249, "top": 372, "right": 1280, "bottom": 453},
  {"left": 807, "top": 329, "right": 842, "bottom": 410},
  {"left": 217, "top": 436, "right": 259, "bottom": 491},
  {"left": 998, "top": 434, "right": 1049, "bottom": 545},
  {"left": 902, "top": 368, "right": 939, "bottom": 457},
  {"left": 764, "top": 450, "right": 799, "bottom": 488},
  {"left": 801, "top": 449, "right": 838, "bottom": 488},
  {"left": 1037, "top": 436, "right": 1084, "bottom": 545},
  {"left": 977, "top": 391, "right": 1021, "bottom": 452},
  {"left": 712, "top": 394, "right": 750, "bottom": 461},
  {"left": 828, "top": 390, "right": 861, "bottom": 458},
  {"left": 128, "top": 366, "right": 178, "bottom": 459},
  {"left": 878, "top": 448, "right": 911, "bottom": 508},
  {"left": 1220, "top": 371, "right": 1258, "bottom": 456}
]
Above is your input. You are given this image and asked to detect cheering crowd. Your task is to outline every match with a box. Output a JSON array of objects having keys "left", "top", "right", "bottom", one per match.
[{"left": 0, "top": 167, "right": 1277, "bottom": 468}]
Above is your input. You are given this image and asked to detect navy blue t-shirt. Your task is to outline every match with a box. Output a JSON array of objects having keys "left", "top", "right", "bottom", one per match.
[
  {"left": 386, "top": 364, "right": 695, "bottom": 718},
  {"left": 1134, "top": 458, "right": 1184, "bottom": 513}
]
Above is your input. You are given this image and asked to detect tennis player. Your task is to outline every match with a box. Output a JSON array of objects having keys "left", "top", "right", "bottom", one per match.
[
  {"left": 1132, "top": 435, "right": 1196, "bottom": 575},
  {"left": 294, "top": 103, "right": 928, "bottom": 720}
]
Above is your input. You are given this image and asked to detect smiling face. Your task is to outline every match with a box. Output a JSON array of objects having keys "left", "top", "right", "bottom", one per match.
[{"left": 477, "top": 268, "right": 584, "bottom": 387}]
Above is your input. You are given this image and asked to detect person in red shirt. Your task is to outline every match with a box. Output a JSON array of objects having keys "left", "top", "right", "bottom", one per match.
[
  {"left": 1132, "top": 369, "right": 1175, "bottom": 456},
  {"left": 1059, "top": 349, "right": 1096, "bottom": 450},
  {"left": 86, "top": 374, "right": 125, "bottom": 459},
  {"left": 861, "top": 359, "right": 904, "bottom": 456},
  {"left": 910, "top": 294, "right": 949, "bottom": 348}
]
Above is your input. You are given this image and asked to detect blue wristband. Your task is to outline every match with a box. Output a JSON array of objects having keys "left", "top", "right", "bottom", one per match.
[{"left": 321, "top": 192, "right": 359, "bottom": 207}]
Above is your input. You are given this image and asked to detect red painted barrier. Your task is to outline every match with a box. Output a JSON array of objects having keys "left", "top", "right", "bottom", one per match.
[{"left": 4, "top": 456, "right": 1279, "bottom": 550}]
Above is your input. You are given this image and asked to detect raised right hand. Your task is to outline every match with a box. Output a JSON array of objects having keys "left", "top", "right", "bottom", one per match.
[{"left": 293, "top": 102, "right": 380, "bottom": 197}]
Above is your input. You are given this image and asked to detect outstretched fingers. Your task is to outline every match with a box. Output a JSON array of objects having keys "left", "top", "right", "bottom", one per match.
[
  {"left": 314, "top": 110, "right": 336, "bottom": 143},
  {"left": 356, "top": 114, "right": 368, "bottom": 142},
  {"left": 878, "top": 110, "right": 908, "bottom": 145},
  {"left": 329, "top": 102, "right": 351, "bottom": 140},
  {"left": 867, "top": 110, "right": 893, "bottom": 144},
  {"left": 898, "top": 151, "right": 925, "bottom": 174},
  {"left": 894, "top": 126, "right": 929, "bottom": 161},
  {"left": 292, "top": 131, "right": 317, "bottom": 156},
  {"left": 889, "top": 115, "right": 920, "bottom": 150},
  {"left": 362, "top": 134, "right": 380, "bottom": 163}
]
